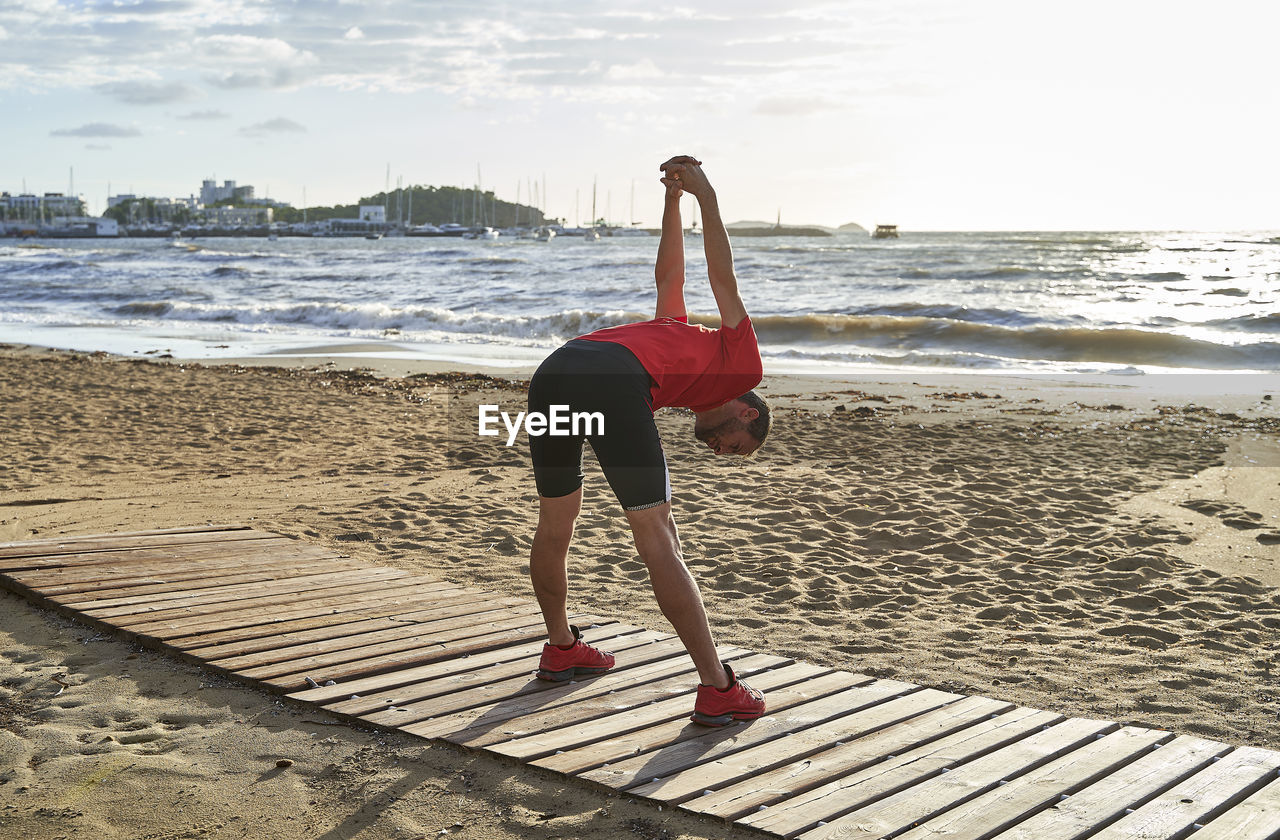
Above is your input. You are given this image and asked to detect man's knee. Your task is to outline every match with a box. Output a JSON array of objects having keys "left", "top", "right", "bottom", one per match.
[
  {"left": 536, "top": 490, "right": 582, "bottom": 544},
  {"left": 626, "top": 503, "right": 682, "bottom": 562}
]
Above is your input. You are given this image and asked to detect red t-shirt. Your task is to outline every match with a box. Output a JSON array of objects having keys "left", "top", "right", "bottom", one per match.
[{"left": 577, "top": 316, "right": 763, "bottom": 412}]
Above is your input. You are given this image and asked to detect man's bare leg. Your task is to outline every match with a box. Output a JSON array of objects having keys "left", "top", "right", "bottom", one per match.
[
  {"left": 625, "top": 502, "right": 731, "bottom": 689},
  {"left": 530, "top": 488, "right": 582, "bottom": 648}
]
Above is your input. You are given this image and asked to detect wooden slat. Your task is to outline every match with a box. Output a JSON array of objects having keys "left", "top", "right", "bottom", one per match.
[
  {"left": 230, "top": 610, "right": 550, "bottom": 680},
  {"left": 1087, "top": 747, "right": 1280, "bottom": 840},
  {"left": 35, "top": 543, "right": 345, "bottom": 593},
  {"left": 207, "top": 602, "right": 546, "bottom": 671},
  {"left": 7, "top": 538, "right": 327, "bottom": 584},
  {"left": 615, "top": 687, "right": 966, "bottom": 804},
  {"left": 353, "top": 633, "right": 687, "bottom": 726},
  {"left": 96, "top": 569, "right": 417, "bottom": 625},
  {"left": 791, "top": 718, "right": 1118, "bottom": 840},
  {"left": 73, "top": 563, "right": 391, "bottom": 617},
  {"left": 0, "top": 523, "right": 251, "bottom": 551},
  {"left": 44, "top": 552, "right": 350, "bottom": 601},
  {"left": 255, "top": 617, "right": 605, "bottom": 692},
  {"left": 323, "top": 629, "right": 668, "bottom": 719},
  {"left": 508, "top": 661, "right": 832, "bottom": 767},
  {"left": 0, "top": 527, "right": 272, "bottom": 563},
  {"left": 287, "top": 623, "right": 649, "bottom": 706},
  {"left": 124, "top": 579, "right": 466, "bottom": 640},
  {"left": 190, "top": 595, "right": 535, "bottom": 662},
  {"left": 1193, "top": 775, "right": 1280, "bottom": 840},
  {"left": 740, "top": 708, "right": 1066, "bottom": 837},
  {"left": 684, "top": 695, "right": 1015, "bottom": 820},
  {"left": 893, "top": 726, "right": 1173, "bottom": 840},
  {"left": 988, "top": 734, "right": 1231, "bottom": 840},
  {"left": 161, "top": 585, "right": 486, "bottom": 648},
  {"left": 399, "top": 647, "right": 758, "bottom": 743},
  {"left": 78, "top": 567, "right": 407, "bottom": 618}
]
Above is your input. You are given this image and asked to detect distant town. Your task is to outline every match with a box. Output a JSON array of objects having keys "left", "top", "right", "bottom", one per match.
[
  {"left": 0, "top": 177, "right": 562, "bottom": 239},
  {"left": 0, "top": 177, "right": 871, "bottom": 240}
]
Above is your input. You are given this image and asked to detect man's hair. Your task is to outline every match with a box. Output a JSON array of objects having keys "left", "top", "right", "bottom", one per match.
[{"left": 739, "top": 390, "right": 771, "bottom": 445}]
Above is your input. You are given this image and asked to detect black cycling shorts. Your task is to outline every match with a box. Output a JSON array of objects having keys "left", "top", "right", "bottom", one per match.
[{"left": 528, "top": 339, "right": 671, "bottom": 511}]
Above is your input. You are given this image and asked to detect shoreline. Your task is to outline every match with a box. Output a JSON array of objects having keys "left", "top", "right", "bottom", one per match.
[
  {"left": 2, "top": 344, "right": 1280, "bottom": 838},
  {"left": 5, "top": 332, "right": 1280, "bottom": 400}
]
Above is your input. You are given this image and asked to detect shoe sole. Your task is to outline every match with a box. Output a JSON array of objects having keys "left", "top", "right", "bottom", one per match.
[
  {"left": 690, "top": 709, "right": 765, "bottom": 727},
  {"left": 536, "top": 665, "right": 612, "bottom": 682}
]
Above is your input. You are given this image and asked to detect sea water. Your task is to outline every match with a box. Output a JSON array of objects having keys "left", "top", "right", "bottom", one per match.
[{"left": 0, "top": 231, "right": 1276, "bottom": 373}]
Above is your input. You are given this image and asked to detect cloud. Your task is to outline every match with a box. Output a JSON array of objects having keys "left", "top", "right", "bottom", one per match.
[
  {"left": 95, "top": 80, "right": 200, "bottom": 104},
  {"left": 93, "top": 1, "right": 198, "bottom": 15},
  {"left": 238, "top": 117, "right": 306, "bottom": 137},
  {"left": 0, "top": 2, "right": 892, "bottom": 105},
  {"left": 50, "top": 122, "right": 141, "bottom": 137},
  {"left": 604, "top": 59, "right": 664, "bottom": 82},
  {"left": 176, "top": 108, "right": 229, "bottom": 120},
  {"left": 753, "top": 96, "right": 839, "bottom": 117},
  {"left": 193, "top": 33, "right": 318, "bottom": 88},
  {"left": 196, "top": 33, "right": 312, "bottom": 63},
  {"left": 207, "top": 68, "right": 303, "bottom": 89}
]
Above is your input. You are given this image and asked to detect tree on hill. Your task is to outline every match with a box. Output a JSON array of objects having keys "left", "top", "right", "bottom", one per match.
[
  {"left": 273, "top": 185, "right": 550, "bottom": 227},
  {"left": 103, "top": 198, "right": 190, "bottom": 226}
]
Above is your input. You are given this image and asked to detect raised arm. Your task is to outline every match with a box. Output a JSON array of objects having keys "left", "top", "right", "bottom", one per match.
[
  {"left": 659, "top": 156, "right": 748, "bottom": 329},
  {"left": 653, "top": 176, "right": 687, "bottom": 320}
]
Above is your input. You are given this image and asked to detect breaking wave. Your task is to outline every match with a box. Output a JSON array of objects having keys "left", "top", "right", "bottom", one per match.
[
  {"left": 108, "top": 300, "right": 647, "bottom": 343},
  {"left": 103, "top": 300, "right": 1280, "bottom": 370},
  {"left": 747, "top": 314, "right": 1280, "bottom": 369}
]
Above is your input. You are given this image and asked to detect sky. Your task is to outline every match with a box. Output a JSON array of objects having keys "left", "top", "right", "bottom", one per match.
[{"left": 2, "top": 0, "right": 1277, "bottom": 231}]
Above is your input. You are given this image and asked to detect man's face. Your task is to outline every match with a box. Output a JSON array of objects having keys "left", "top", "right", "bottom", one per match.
[{"left": 693, "top": 415, "right": 759, "bottom": 456}]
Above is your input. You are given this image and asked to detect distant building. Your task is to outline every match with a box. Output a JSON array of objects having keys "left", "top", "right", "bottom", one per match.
[
  {"left": 1, "top": 191, "right": 85, "bottom": 220},
  {"left": 108, "top": 194, "right": 199, "bottom": 224},
  {"left": 320, "top": 206, "right": 389, "bottom": 236},
  {"left": 199, "top": 178, "right": 289, "bottom": 209},
  {"left": 199, "top": 205, "right": 273, "bottom": 227},
  {"left": 200, "top": 179, "right": 239, "bottom": 206},
  {"left": 41, "top": 216, "right": 119, "bottom": 237}
]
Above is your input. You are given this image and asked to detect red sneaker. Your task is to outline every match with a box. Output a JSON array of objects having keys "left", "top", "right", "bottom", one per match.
[
  {"left": 536, "top": 625, "right": 616, "bottom": 682},
  {"left": 691, "top": 662, "right": 766, "bottom": 726}
]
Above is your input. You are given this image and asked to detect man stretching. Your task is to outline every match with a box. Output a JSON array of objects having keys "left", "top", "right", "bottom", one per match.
[{"left": 526, "top": 155, "right": 771, "bottom": 726}]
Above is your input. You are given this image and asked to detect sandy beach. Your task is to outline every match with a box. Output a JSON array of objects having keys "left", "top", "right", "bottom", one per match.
[{"left": 3, "top": 344, "right": 1280, "bottom": 839}]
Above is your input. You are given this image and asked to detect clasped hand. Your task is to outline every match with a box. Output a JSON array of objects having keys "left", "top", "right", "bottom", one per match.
[{"left": 660, "top": 155, "right": 712, "bottom": 200}]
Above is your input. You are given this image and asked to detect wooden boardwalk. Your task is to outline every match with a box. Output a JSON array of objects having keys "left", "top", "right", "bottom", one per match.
[{"left": 3, "top": 525, "right": 1280, "bottom": 839}]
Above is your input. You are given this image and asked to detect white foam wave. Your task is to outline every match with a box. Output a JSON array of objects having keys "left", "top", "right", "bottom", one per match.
[{"left": 109, "top": 300, "right": 647, "bottom": 343}]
